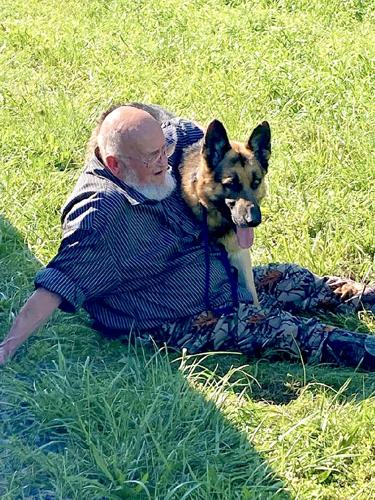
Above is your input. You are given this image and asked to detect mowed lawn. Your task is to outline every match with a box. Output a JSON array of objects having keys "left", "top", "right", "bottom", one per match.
[{"left": 0, "top": 0, "right": 374, "bottom": 498}]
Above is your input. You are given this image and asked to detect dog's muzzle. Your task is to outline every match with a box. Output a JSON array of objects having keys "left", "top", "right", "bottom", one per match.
[{"left": 225, "top": 199, "right": 262, "bottom": 228}]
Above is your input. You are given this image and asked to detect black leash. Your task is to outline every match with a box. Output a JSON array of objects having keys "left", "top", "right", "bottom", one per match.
[
  {"left": 201, "top": 206, "right": 239, "bottom": 313},
  {"left": 201, "top": 205, "right": 213, "bottom": 312}
]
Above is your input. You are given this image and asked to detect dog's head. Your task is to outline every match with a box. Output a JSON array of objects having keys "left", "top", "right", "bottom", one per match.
[{"left": 196, "top": 119, "right": 271, "bottom": 247}]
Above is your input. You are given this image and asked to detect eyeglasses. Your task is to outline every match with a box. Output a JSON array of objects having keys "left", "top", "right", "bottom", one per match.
[{"left": 120, "top": 142, "right": 174, "bottom": 169}]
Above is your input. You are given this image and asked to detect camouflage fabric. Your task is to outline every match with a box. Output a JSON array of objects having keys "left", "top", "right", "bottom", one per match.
[{"left": 134, "top": 264, "right": 375, "bottom": 369}]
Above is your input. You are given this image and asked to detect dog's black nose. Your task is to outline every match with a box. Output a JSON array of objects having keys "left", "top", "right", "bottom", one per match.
[
  {"left": 245, "top": 205, "right": 262, "bottom": 226},
  {"left": 226, "top": 199, "right": 236, "bottom": 209}
]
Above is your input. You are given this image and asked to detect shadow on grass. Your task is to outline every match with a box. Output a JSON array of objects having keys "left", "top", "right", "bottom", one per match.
[
  {"left": 193, "top": 354, "right": 375, "bottom": 405},
  {"left": 1, "top": 216, "right": 374, "bottom": 498},
  {"left": 0, "top": 216, "right": 291, "bottom": 498}
]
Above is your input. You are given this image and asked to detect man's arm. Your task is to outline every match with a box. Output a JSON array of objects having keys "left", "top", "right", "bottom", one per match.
[{"left": 0, "top": 288, "right": 62, "bottom": 366}]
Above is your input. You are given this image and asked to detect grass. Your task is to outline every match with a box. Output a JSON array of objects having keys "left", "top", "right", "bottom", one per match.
[{"left": 0, "top": 0, "right": 374, "bottom": 497}]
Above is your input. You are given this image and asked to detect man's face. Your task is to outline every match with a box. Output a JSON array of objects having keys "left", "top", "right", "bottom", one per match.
[{"left": 118, "top": 126, "right": 169, "bottom": 186}]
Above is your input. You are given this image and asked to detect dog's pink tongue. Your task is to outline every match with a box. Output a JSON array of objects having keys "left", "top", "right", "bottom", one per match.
[{"left": 236, "top": 227, "right": 254, "bottom": 249}]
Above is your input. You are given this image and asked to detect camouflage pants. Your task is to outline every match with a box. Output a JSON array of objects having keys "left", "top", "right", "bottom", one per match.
[{"left": 141, "top": 264, "right": 375, "bottom": 368}]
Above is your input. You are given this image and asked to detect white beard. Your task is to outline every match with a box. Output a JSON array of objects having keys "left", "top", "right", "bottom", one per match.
[{"left": 125, "top": 170, "right": 176, "bottom": 201}]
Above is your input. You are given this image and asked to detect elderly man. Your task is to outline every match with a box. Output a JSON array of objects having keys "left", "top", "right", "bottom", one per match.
[{"left": 0, "top": 104, "right": 374, "bottom": 369}]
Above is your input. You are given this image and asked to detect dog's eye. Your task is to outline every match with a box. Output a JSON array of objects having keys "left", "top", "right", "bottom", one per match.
[
  {"left": 251, "top": 178, "right": 261, "bottom": 190},
  {"left": 223, "top": 176, "right": 241, "bottom": 192}
]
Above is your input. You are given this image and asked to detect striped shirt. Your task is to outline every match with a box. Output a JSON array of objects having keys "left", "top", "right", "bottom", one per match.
[{"left": 35, "top": 118, "right": 253, "bottom": 333}]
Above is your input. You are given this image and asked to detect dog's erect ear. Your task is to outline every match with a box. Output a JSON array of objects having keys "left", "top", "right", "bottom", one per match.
[
  {"left": 248, "top": 121, "right": 271, "bottom": 171},
  {"left": 202, "top": 119, "right": 231, "bottom": 170}
]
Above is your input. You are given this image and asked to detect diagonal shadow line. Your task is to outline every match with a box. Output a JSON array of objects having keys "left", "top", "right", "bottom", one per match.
[{"left": 0, "top": 215, "right": 291, "bottom": 498}]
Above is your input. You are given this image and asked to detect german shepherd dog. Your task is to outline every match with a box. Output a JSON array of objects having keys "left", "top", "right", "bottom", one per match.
[
  {"left": 91, "top": 103, "right": 271, "bottom": 306},
  {"left": 179, "top": 118, "right": 271, "bottom": 307}
]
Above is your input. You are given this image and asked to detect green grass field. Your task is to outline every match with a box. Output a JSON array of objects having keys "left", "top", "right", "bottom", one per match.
[{"left": 0, "top": 0, "right": 374, "bottom": 498}]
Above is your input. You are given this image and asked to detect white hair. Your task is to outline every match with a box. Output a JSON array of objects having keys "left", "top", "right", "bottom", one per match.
[
  {"left": 124, "top": 170, "right": 176, "bottom": 201},
  {"left": 97, "top": 127, "right": 123, "bottom": 160}
]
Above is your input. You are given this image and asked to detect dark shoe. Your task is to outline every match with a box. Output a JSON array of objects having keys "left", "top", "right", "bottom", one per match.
[{"left": 322, "top": 329, "right": 375, "bottom": 371}]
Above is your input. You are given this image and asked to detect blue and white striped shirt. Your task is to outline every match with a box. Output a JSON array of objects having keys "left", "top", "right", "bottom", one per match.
[{"left": 35, "top": 118, "right": 253, "bottom": 332}]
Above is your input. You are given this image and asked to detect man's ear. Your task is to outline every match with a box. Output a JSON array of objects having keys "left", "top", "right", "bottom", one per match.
[
  {"left": 248, "top": 121, "right": 271, "bottom": 171},
  {"left": 105, "top": 155, "right": 121, "bottom": 176},
  {"left": 202, "top": 119, "right": 231, "bottom": 170}
]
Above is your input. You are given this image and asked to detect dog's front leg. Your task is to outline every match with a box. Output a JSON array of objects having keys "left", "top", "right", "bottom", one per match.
[{"left": 229, "top": 249, "right": 260, "bottom": 308}]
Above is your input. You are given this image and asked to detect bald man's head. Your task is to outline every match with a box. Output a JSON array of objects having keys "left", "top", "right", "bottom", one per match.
[
  {"left": 95, "top": 105, "right": 171, "bottom": 195},
  {"left": 97, "top": 105, "right": 164, "bottom": 166}
]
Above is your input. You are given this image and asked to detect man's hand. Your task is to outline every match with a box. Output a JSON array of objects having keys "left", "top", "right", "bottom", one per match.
[{"left": 0, "top": 288, "right": 62, "bottom": 366}]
